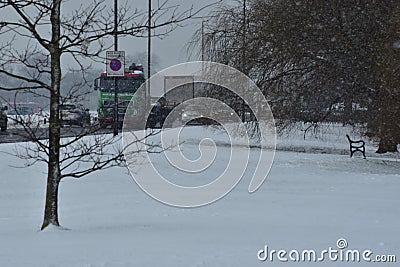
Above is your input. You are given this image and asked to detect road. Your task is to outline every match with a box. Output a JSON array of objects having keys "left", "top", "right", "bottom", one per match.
[{"left": 0, "top": 126, "right": 114, "bottom": 144}]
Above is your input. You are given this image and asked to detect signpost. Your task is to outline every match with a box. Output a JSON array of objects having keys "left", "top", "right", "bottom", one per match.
[
  {"left": 106, "top": 51, "right": 125, "bottom": 76},
  {"left": 106, "top": 51, "right": 125, "bottom": 135}
]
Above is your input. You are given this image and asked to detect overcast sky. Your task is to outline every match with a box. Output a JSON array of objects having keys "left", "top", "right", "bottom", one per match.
[
  {"left": 95, "top": 0, "right": 223, "bottom": 70},
  {"left": 0, "top": 0, "right": 232, "bottom": 72},
  {"left": 118, "top": 0, "right": 232, "bottom": 70}
]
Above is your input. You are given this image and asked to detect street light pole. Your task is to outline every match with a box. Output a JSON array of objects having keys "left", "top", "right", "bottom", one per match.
[
  {"left": 201, "top": 20, "right": 205, "bottom": 62},
  {"left": 113, "top": 0, "right": 119, "bottom": 136},
  {"left": 147, "top": 0, "right": 151, "bottom": 109},
  {"left": 241, "top": 0, "right": 246, "bottom": 122}
]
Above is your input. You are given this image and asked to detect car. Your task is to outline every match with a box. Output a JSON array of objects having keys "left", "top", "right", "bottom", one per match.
[
  {"left": 60, "top": 103, "right": 90, "bottom": 127},
  {"left": 7, "top": 108, "right": 33, "bottom": 126},
  {"left": 146, "top": 103, "right": 178, "bottom": 128},
  {"left": 211, "top": 109, "right": 237, "bottom": 124},
  {"left": 0, "top": 101, "right": 8, "bottom": 132},
  {"left": 15, "top": 102, "right": 42, "bottom": 114},
  {"left": 181, "top": 105, "right": 215, "bottom": 125},
  {"left": 181, "top": 105, "right": 203, "bottom": 124},
  {"left": 7, "top": 107, "right": 49, "bottom": 127},
  {"left": 6, "top": 102, "right": 49, "bottom": 127},
  {"left": 8, "top": 106, "right": 34, "bottom": 115}
]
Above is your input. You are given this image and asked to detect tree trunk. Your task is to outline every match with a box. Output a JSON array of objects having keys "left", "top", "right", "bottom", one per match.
[
  {"left": 376, "top": 115, "right": 399, "bottom": 154},
  {"left": 376, "top": 89, "right": 399, "bottom": 154},
  {"left": 343, "top": 97, "right": 352, "bottom": 124},
  {"left": 376, "top": 135, "right": 398, "bottom": 154},
  {"left": 41, "top": 85, "right": 62, "bottom": 230},
  {"left": 41, "top": 80, "right": 62, "bottom": 230},
  {"left": 41, "top": 0, "right": 62, "bottom": 231},
  {"left": 41, "top": 173, "right": 60, "bottom": 230}
]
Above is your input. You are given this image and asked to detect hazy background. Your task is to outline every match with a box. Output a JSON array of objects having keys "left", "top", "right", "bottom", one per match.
[
  {"left": 77, "top": 0, "right": 221, "bottom": 70},
  {"left": 0, "top": 0, "right": 230, "bottom": 108}
]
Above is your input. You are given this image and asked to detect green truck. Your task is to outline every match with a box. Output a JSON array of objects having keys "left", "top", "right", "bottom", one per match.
[{"left": 94, "top": 63, "right": 146, "bottom": 129}]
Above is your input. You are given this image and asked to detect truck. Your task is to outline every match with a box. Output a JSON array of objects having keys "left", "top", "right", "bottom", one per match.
[
  {"left": 93, "top": 63, "right": 146, "bottom": 129},
  {"left": 94, "top": 68, "right": 202, "bottom": 129}
]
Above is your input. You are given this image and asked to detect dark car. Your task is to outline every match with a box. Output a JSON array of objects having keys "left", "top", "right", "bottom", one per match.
[
  {"left": 146, "top": 103, "right": 178, "bottom": 129},
  {"left": 181, "top": 104, "right": 217, "bottom": 125},
  {"left": 60, "top": 103, "right": 90, "bottom": 127},
  {"left": 0, "top": 101, "right": 8, "bottom": 132}
]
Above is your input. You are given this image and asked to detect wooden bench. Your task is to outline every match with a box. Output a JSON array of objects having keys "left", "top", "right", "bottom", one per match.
[{"left": 346, "top": 134, "right": 366, "bottom": 159}]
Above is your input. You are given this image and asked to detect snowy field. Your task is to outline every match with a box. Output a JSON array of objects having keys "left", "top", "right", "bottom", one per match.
[{"left": 0, "top": 125, "right": 399, "bottom": 266}]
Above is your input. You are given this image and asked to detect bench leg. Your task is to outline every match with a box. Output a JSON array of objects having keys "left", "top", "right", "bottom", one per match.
[{"left": 349, "top": 146, "right": 366, "bottom": 159}]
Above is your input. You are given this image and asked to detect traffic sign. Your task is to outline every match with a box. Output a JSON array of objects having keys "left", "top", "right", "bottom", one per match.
[{"left": 106, "top": 51, "right": 125, "bottom": 76}]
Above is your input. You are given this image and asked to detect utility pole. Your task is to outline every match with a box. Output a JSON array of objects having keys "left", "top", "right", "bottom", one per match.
[
  {"left": 201, "top": 20, "right": 205, "bottom": 62},
  {"left": 147, "top": 0, "right": 151, "bottom": 109},
  {"left": 113, "top": 0, "right": 119, "bottom": 136},
  {"left": 241, "top": 0, "right": 246, "bottom": 122},
  {"left": 242, "top": 0, "right": 246, "bottom": 67}
]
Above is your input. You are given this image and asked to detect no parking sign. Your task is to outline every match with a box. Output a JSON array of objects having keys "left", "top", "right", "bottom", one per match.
[{"left": 106, "top": 51, "right": 125, "bottom": 76}]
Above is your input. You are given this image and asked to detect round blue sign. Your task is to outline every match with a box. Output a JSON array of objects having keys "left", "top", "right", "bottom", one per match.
[{"left": 110, "top": 59, "right": 122, "bottom": 71}]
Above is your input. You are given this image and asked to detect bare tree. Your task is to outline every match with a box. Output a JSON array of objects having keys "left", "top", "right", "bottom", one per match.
[
  {"left": 0, "top": 0, "right": 216, "bottom": 230},
  {"left": 189, "top": 0, "right": 400, "bottom": 153}
]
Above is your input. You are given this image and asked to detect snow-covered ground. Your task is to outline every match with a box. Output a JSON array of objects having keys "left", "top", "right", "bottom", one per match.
[{"left": 0, "top": 124, "right": 399, "bottom": 266}]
